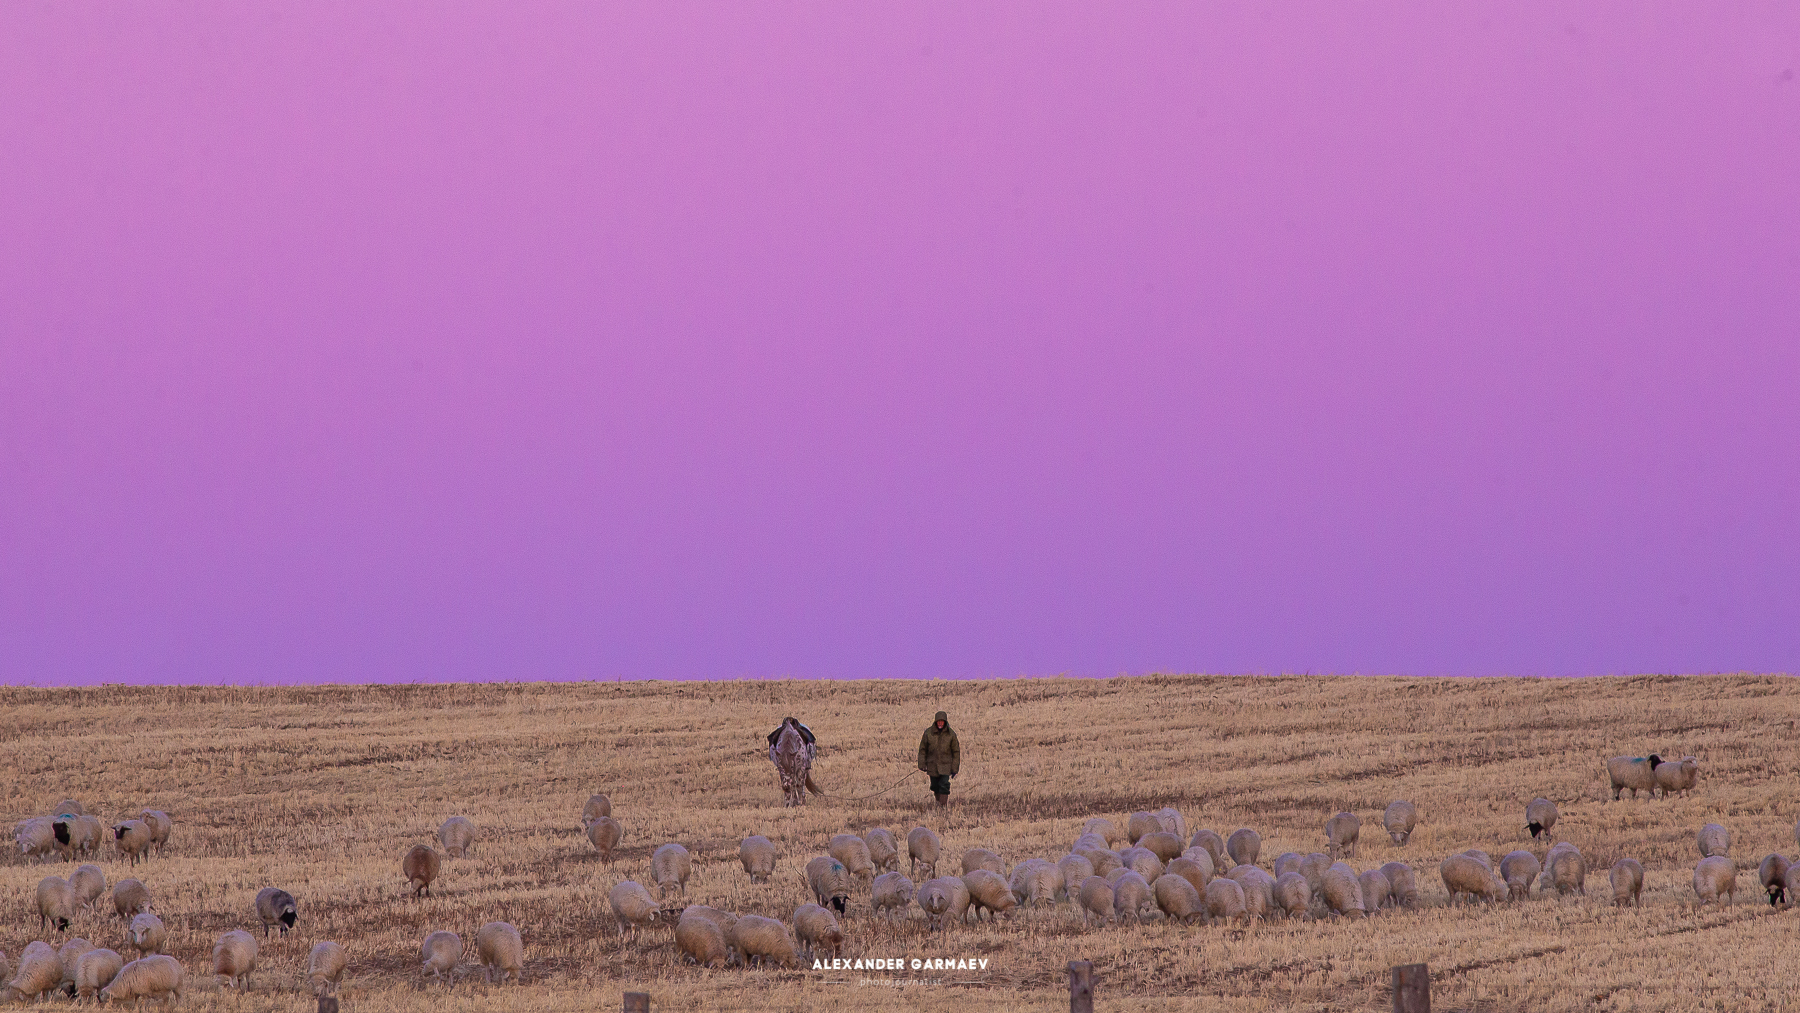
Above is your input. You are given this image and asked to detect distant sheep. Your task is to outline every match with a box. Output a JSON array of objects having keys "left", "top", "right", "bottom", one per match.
[
  {"left": 110, "top": 821, "right": 153, "bottom": 867},
  {"left": 587, "top": 816, "right": 625, "bottom": 864},
  {"left": 1008, "top": 859, "right": 1062, "bottom": 908},
  {"left": 582, "top": 794, "right": 612, "bottom": 826},
  {"left": 1696, "top": 823, "right": 1731, "bottom": 859},
  {"left": 830, "top": 834, "right": 877, "bottom": 884},
  {"left": 1119, "top": 846, "right": 1163, "bottom": 884},
  {"left": 1275, "top": 871, "right": 1311, "bottom": 918},
  {"left": 675, "top": 914, "right": 730, "bottom": 968},
  {"left": 1543, "top": 843, "right": 1586, "bottom": 896},
  {"left": 1379, "top": 862, "right": 1419, "bottom": 909},
  {"left": 739, "top": 835, "right": 777, "bottom": 883},
  {"left": 872, "top": 872, "right": 915, "bottom": 919},
  {"left": 54, "top": 815, "right": 102, "bottom": 861},
  {"left": 1692, "top": 855, "right": 1736, "bottom": 905},
  {"left": 1082, "top": 818, "right": 1125, "bottom": 847},
  {"left": 1358, "top": 869, "right": 1390, "bottom": 912},
  {"left": 1299, "top": 853, "right": 1334, "bottom": 897},
  {"left": 961, "top": 847, "right": 1003, "bottom": 877},
  {"left": 1325, "top": 812, "right": 1361, "bottom": 859},
  {"left": 1499, "top": 851, "right": 1540, "bottom": 901},
  {"left": 1204, "top": 877, "right": 1249, "bottom": 926},
  {"left": 1110, "top": 870, "right": 1159, "bottom": 924},
  {"left": 1057, "top": 854, "right": 1096, "bottom": 895},
  {"left": 70, "top": 865, "right": 105, "bottom": 908},
  {"left": 1757, "top": 854, "right": 1789, "bottom": 906},
  {"left": 16, "top": 818, "right": 56, "bottom": 863},
  {"left": 806, "top": 855, "right": 852, "bottom": 915},
  {"left": 420, "top": 931, "right": 462, "bottom": 982},
  {"left": 1079, "top": 846, "right": 1124, "bottom": 878},
  {"left": 56, "top": 938, "right": 92, "bottom": 996},
  {"left": 907, "top": 826, "right": 942, "bottom": 881},
  {"left": 652, "top": 843, "right": 693, "bottom": 903},
  {"left": 1321, "top": 862, "right": 1364, "bottom": 917},
  {"left": 1272, "top": 852, "right": 1303, "bottom": 879},
  {"left": 37, "top": 876, "right": 75, "bottom": 933},
  {"left": 404, "top": 844, "right": 443, "bottom": 897},
  {"left": 863, "top": 828, "right": 901, "bottom": 873},
  {"left": 609, "top": 881, "right": 660, "bottom": 942},
  {"left": 308, "top": 940, "right": 348, "bottom": 997},
  {"left": 730, "top": 914, "right": 798, "bottom": 968},
  {"left": 963, "top": 868, "right": 1017, "bottom": 922},
  {"left": 1152, "top": 873, "right": 1204, "bottom": 924},
  {"left": 476, "top": 921, "right": 524, "bottom": 984},
  {"left": 1440, "top": 854, "right": 1503, "bottom": 904},
  {"left": 1165, "top": 856, "right": 1211, "bottom": 897},
  {"left": 212, "top": 930, "right": 258, "bottom": 990},
  {"left": 916, "top": 876, "right": 970, "bottom": 931},
  {"left": 1154, "top": 807, "right": 1188, "bottom": 840},
  {"left": 127, "top": 913, "right": 167, "bottom": 957},
  {"left": 1076, "top": 876, "right": 1115, "bottom": 929},
  {"left": 438, "top": 816, "right": 477, "bottom": 858},
  {"left": 794, "top": 903, "right": 845, "bottom": 959},
  {"left": 1525, "top": 798, "right": 1558, "bottom": 841},
  {"left": 1653, "top": 756, "right": 1700, "bottom": 798},
  {"left": 112, "top": 879, "right": 152, "bottom": 920},
  {"left": 137, "top": 811, "right": 172, "bottom": 856},
  {"left": 256, "top": 887, "right": 298, "bottom": 936},
  {"left": 0, "top": 942, "right": 59, "bottom": 1004},
  {"left": 1611, "top": 857, "right": 1645, "bottom": 907},
  {"left": 1226, "top": 865, "right": 1275, "bottom": 920},
  {"left": 1606, "top": 754, "right": 1662, "bottom": 800},
  {"left": 1140, "top": 831, "right": 1184, "bottom": 865},
  {"left": 1383, "top": 801, "right": 1417, "bottom": 845},
  {"left": 1226, "top": 829, "right": 1261, "bottom": 868},
  {"left": 98, "top": 955, "right": 182, "bottom": 1007},
  {"left": 74, "top": 948, "right": 123, "bottom": 1002},
  {"left": 1189, "top": 829, "right": 1228, "bottom": 870},
  {"left": 1126, "top": 811, "right": 1161, "bottom": 845}
]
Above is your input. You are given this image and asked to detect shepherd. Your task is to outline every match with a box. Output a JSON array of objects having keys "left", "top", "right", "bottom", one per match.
[
  {"left": 768, "top": 716, "right": 824, "bottom": 806},
  {"left": 917, "top": 710, "right": 960, "bottom": 811}
]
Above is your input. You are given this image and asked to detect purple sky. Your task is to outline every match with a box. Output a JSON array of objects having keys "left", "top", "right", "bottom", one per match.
[{"left": 3, "top": 5, "right": 1797, "bottom": 684}]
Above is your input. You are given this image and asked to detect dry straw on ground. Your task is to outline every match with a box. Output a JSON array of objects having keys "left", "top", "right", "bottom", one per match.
[{"left": 2, "top": 674, "right": 1796, "bottom": 1012}]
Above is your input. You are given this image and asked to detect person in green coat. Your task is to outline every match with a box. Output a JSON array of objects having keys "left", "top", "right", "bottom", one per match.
[{"left": 917, "top": 711, "right": 960, "bottom": 810}]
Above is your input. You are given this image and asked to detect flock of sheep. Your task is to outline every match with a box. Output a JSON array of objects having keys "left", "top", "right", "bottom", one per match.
[
  {"left": 7, "top": 749, "right": 1790, "bottom": 996},
  {"left": 5, "top": 801, "right": 520, "bottom": 1005}
]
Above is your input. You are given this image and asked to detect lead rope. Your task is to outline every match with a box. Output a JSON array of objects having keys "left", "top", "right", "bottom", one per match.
[{"left": 813, "top": 768, "right": 924, "bottom": 802}]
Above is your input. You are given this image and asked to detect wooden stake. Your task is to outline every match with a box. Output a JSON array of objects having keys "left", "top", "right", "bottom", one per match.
[
  {"left": 1068, "top": 960, "right": 1096, "bottom": 1013},
  {"left": 1392, "top": 963, "right": 1430, "bottom": 1013},
  {"left": 623, "top": 991, "right": 651, "bottom": 1013}
]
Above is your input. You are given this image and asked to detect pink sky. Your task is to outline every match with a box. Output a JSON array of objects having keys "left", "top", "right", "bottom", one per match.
[{"left": 2, "top": 5, "right": 1797, "bottom": 683}]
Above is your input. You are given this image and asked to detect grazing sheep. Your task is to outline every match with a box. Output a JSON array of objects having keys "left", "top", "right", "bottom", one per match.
[
  {"left": 112, "top": 879, "right": 152, "bottom": 920},
  {"left": 1462, "top": 849, "right": 1494, "bottom": 870},
  {"left": 55, "top": 815, "right": 103, "bottom": 861},
  {"left": 98, "top": 955, "right": 182, "bottom": 1007},
  {"left": 609, "top": 881, "right": 661, "bottom": 941},
  {"left": 1166, "top": 856, "right": 1211, "bottom": 897},
  {"left": 256, "top": 887, "right": 298, "bottom": 936},
  {"left": 1321, "top": 862, "right": 1364, "bottom": 917},
  {"left": 739, "top": 835, "right": 777, "bottom": 883},
  {"left": 70, "top": 865, "right": 105, "bottom": 908},
  {"left": 438, "top": 816, "right": 477, "bottom": 858},
  {"left": 1119, "top": 846, "right": 1164, "bottom": 884},
  {"left": 793, "top": 903, "right": 845, "bottom": 958},
  {"left": 806, "top": 856, "right": 853, "bottom": 916},
  {"left": 476, "top": 921, "right": 524, "bottom": 984},
  {"left": 1757, "top": 854, "right": 1790, "bottom": 906},
  {"left": 675, "top": 914, "right": 731, "bottom": 968},
  {"left": 307, "top": 941, "right": 348, "bottom": 997},
  {"left": 1693, "top": 855, "right": 1736, "bottom": 905},
  {"left": 1697, "top": 823, "right": 1731, "bottom": 859},
  {"left": 872, "top": 872, "right": 915, "bottom": 919},
  {"left": 1204, "top": 877, "right": 1249, "bottom": 926},
  {"left": 56, "top": 938, "right": 93, "bottom": 996},
  {"left": 1009, "top": 859, "right": 1062, "bottom": 907},
  {"left": 1440, "top": 854, "right": 1504, "bottom": 904},
  {"left": 907, "top": 826, "right": 942, "bottom": 881},
  {"left": 1140, "top": 831, "right": 1184, "bottom": 865},
  {"left": 1611, "top": 857, "right": 1645, "bottom": 907},
  {"left": 652, "top": 843, "right": 693, "bottom": 904},
  {"left": 1383, "top": 801, "right": 1417, "bottom": 845},
  {"left": 1154, "top": 807, "right": 1188, "bottom": 840},
  {"left": 1104, "top": 866, "right": 1131, "bottom": 888},
  {"left": 582, "top": 794, "right": 611, "bottom": 826},
  {"left": 830, "top": 834, "right": 877, "bottom": 885},
  {"left": 1653, "top": 756, "right": 1700, "bottom": 798},
  {"left": 1275, "top": 871, "right": 1312, "bottom": 918},
  {"left": 1325, "top": 812, "right": 1361, "bottom": 858},
  {"left": 915, "top": 877, "right": 970, "bottom": 931},
  {"left": 1076, "top": 876, "right": 1116, "bottom": 928},
  {"left": 1126, "top": 811, "right": 1161, "bottom": 846},
  {"left": 110, "top": 821, "right": 153, "bottom": 868},
  {"left": 1543, "top": 843, "right": 1586, "bottom": 896},
  {"left": 586, "top": 816, "right": 624, "bottom": 864},
  {"left": 1079, "top": 847, "right": 1124, "bottom": 878},
  {"left": 1272, "top": 852, "right": 1303, "bottom": 879},
  {"left": 863, "top": 828, "right": 901, "bottom": 873},
  {"left": 16, "top": 818, "right": 56, "bottom": 863},
  {"left": 1226, "top": 865, "right": 1275, "bottom": 920},
  {"left": 1, "top": 942, "right": 59, "bottom": 1004},
  {"left": 1111, "top": 870, "right": 1160, "bottom": 924},
  {"left": 137, "top": 811, "right": 171, "bottom": 856},
  {"left": 127, "top": 913, "right": 167, "bottom": 957},
  {"left": 1226, "top": 829, "right": 1262, "bottom": 868},
  {"left": 74, "top": 948, "right": 123, "bottom": 1002},
  {"left": 1606, "top": 754, "right": 1662, "bottom": 800},
  {"left": 211, "top": 930, "right": 258, "bottom": 990},
  {"left": 730, "top": 914, "right": 798, "bottom": 968},
  {"left": 1189, "top": 829, "right": 1228, "bottom": 870},
  {"left": 1152, "top": 873, "right": 1204, "bottom": 924},
  {"left": 1499, "top": 851, "right": 1541, "bottom": 901},
  {"left": 963, "top": 869, "right": 1018, "bottom": 922},
  {"left": 53, "top": 800, "right": 87, "bottom": 817},
  {"left": 1525, "top": 798, "right": 1558, "bottom": 841},
  {"left": 403, "top": 844, "right": 443, "bottom": 897},
  {"left": 1785, "top": 865, "right": 1800, "bottom": 911},
  {"left": 1083, "top": 817, "right": 1125, "bottom": 847},
  {"left": 1358, "top": 869, "right": 1391, "bottom": 911},
  {"left": 1057, "top": 854, "right": 1096, "bottom": 895},
  {"left": 961, "top": 847, "right": 1004, "bottom": 877},
  {"left": 1379, "top": 863, "right": 1420, "bottom": 909},
  {"left": 37, "top": 876, "right": 76, "bottom": 933},
  {"left": 420, "top": 931, "right": 461, "bottom": 982},
  {"left": 1299, "top": 853, "right": 1334, "bottom": 896}
]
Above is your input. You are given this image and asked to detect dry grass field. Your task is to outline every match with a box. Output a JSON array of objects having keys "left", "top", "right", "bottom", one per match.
[{"left": 3, "top": 675, "right": 1798, "bottom": 1012}]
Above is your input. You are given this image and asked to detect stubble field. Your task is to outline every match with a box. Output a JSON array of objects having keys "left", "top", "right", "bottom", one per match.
[{"left": 2, "top": 675, "right": 1797, "bottom": 1013}]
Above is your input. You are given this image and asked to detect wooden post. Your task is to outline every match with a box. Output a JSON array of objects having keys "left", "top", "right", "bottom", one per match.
[
  {"left": 623, "top": 992, "right": 651, "bottom": 1013},
  {"left": 317, "top": 999, "right": 339, "bottom": 1013},
  {"left": 1067, "top": 960, "right": 1096, "bottom": 1013},
  {"left": 1392, "top": 963, "right": 1429, "bottom": 1013}
]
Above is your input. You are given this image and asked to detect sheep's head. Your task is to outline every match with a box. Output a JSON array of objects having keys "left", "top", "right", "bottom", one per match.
[
  {"left": 113, "top": 826, "right": 128, "bottom": 841},
  {"left": 1526, "top": 822, "right": 1543, "bottom": 838},
  {"left": 828, "top": 893, "right": 847, "bottom": 915},
  {"left": 55, "top": 916, "right": 70, "bottom": 932},
  {"left": 54, "top": 822, "right": 71, "bottom": 845},
  {"left": 1647, "top": 754, "right": 1662, "bottom": 768},
  {"left": 1768, "top": 883, "right": 1786, "bottom": 906}
]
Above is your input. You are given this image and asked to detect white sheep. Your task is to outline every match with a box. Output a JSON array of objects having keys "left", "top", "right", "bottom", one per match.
[
  {"left": 403, "top": 844, "right": 443, "bottom": 897},
  {"left": 1152, "top": 873, "right": 1204, "bottom": 924},
  {"left": 1383, "top": 801, "right": 1417, "bottom": 845},
  {"left": 1226, "top": 828, "right": 1262, "bottom": 868},
  {"left": 1320, "top": 862, "right": 1364, "bottom": 917},
  {"left": 0, "top": 942, "right": 59, "bottom": 1004},
  {"left": 74, "top": 948, "right": 124, "bottom": 1002},
  {"left": 830, "top": 834, "right": 877, "bottom": 884},
  {"left": 1611, "top": 857, "right": 1645, "bottom": 907},
  {"left": 1653, "top": 756, "right": 1700, "bottom": 798},
  {"left": 420, "top": 930, "right": 462, "bottom": 982},
  {"left": 438, "top": 816, "right": 477, "bottom": 858},
  {"left": 793, "top": 903, "right": 845, "bottom": 958},
  {"left": 212, "top": 930, "right": 258, "bottom": 990},
  {"left": 1525, "top": 798, "right": 1558, "bottom": 841},
  {"left": 98, "top": 955, "right": 182, "bottom": 1007},
  {"left": 70, "top": 865, "right": 106, "bottom": 908},
  {"left": 1692, "top": 855, "right": 1736, "bottom": 905},
  {"left": 1358, "top": 869, "right": 1391, "bottom": 912},
  {"left": 127, "top": 912, "right": 167, "bottom": 956},
  {"left": 1189, "top": 829, "right": 1229, "bottom": 870},
  {"left": 1274, "top": 871, "right": 1312, "bottom": 918},
  {"left": 1543, "top": 843, "right": 1585, "bottom": 896},
  {"left": 1440, "top": 854, "right": 1503, "bottom": 904},
  {"left": 806, "top": 855, "right": 852, "bottom": 915},
  {"left": 872, "top": 871, "right": 915, "bottom": 919},
  {"left": 1379, "top": 862, "right": 1419, "bottom": 909},
  {"left": 863, "top": 828, "right": 901, "bottom": 873},
  {"left": 1076, "top": 876, "right": 1115, "bottom": 928},
  {"left": 582, "top": 794, "right": 612, "bottom": 826},
  {"left": 476, "top": 921, "right": 524, "bottom": 984},
  {"left": 609, "top": 881, "right": 661, "bottom": 942},
  {"left": 651, "top": 843, "right": 693, "bottom": 903},
  {"left": 1499, "top": 850, "right": 1540, "bottom": 901},
  {"left": 112, "top": 879, "right": 152, "bottom": 920},
  {"left": 37, "top": 876, "right": 76, "bottom": 934},
  {"left": 1324, "top": 812, "right": 1361, "bottom": 858},
  {"left": 729, "top": 914, "right": 798, "bottom": 967},
  {"left": 255, "top": 886, "right": 298, "bottom": 936},
  {"left": 1605, "top": 754, "right": 1662, "bottom": 800},
  {"left": 1758, "top": 853, "right": 1790, "bottom": 906},
  {"left": 960, "top": 846, "right": 1004, "bottom": 876},
  {"left": 1696, "top": 823, "right": 1730, "bottom": 859},
  {"left": 308, "top": 940, "right": 348, "bottom": 997},
  {"left": 587, "top": 816, "right": 624, "bottom": 864},
  {"left": 739, "top": 835, "right": 777, "bottom": 883},
  {"left": 1204, "top": 877, "right": 1249, "bottom": 926},
  {"left": 907, "top": 826, "right": 942, "bottom": 880},
  {"left": 962, "top": 868, "right": 1017, "bottom": 922},
  {"left": 1110, "top": 870, "right": 1159, "bottom": 924}
]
